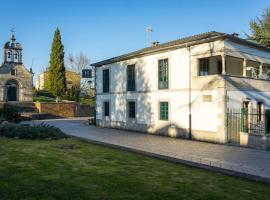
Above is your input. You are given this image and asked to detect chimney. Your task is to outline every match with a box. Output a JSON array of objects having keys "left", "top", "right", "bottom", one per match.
[
  {"left": 152, "top": 41, "right": 159, "bottom": 47},
  {"left": 231, "top": 32, "right": 239, "bottom": 37}
]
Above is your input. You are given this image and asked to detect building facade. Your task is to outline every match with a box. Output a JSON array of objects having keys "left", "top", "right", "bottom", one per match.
[
  {"left": 35, "top": 69, "right": 81, "bottom": 91},
  {"left": 92, "top": 32, "right": 270, "bottom": 144},
  {"left": 0, "top": 34, "right": 33, "bottom": 102}
]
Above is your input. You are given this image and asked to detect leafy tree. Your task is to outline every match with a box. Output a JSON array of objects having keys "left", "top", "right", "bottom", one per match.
[
  {"left": 249, "top": 7, "right": 270, "bottom": 47},
  {"left": 48, "top": 28, "right": 67, "bottom": 102}
]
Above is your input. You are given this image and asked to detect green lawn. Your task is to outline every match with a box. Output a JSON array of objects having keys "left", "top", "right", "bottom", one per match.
[
  {"left": 33, "top": 95, "right": 55, "bottom": 102},
  {"left": 0, "top": 138, "right": 269, "bottom": 200}
]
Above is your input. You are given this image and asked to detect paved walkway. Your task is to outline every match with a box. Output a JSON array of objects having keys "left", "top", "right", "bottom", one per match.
[{"left": 29, "top": 118, "right": 270, "bottom": 182}]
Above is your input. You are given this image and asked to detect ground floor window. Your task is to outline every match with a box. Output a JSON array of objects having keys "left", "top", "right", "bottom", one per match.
[
  {"left": 104, "top": 101, "right": 110, "bottom": 117},
  {"left": 159, "top": 102, "right": 169, "bottom": 121},
  {"left": 128, "top": 101, "right": 136, "bottom": 118},
  {"left": 257, "top": 102, "right": 263, "bottom": 122}
]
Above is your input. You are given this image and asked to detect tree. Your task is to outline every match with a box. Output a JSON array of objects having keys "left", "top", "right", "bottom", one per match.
[
  {"left": 66, "top": 52, "right": 93, "bottom": 95},
  {"left": 48, "top": 28, "right": 67, "bottom": 102},
  {"left": 248, "top": 7, "right": 270, "bottom": 47}
]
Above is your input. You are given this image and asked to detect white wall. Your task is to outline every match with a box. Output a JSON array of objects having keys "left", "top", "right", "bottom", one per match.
[{"left": 96, "top": 40, "right": 225, "bottom": 133}]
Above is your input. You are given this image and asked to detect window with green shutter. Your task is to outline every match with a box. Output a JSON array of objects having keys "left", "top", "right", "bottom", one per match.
[
  {"left": 159, "top": 102, "right": 169, "bottom": 120},
  {"left": 103, "top": 69, "right": 110, "bottom": 93},
  {"left": 104, "top": 101, "right": 110, "bottom": 117},
  {"left": 127, "top": 65, "right": 136, "bottom": 91},
  {"left": 158, "top": 59, "right": 169, "bottom": 89},
  {"left": 128, "top": 101, "right": 136, "bottom": 118}
]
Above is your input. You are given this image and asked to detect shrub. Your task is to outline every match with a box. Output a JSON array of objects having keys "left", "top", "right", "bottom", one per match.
[
  {"left": 0, "top": 106, "right": 21, "bottom": 122},
  {"left": 0, "top": 123, "right": 67, "bottom": 140}
]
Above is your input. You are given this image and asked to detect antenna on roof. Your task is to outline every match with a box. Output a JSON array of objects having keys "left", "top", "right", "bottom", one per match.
[{"left": 146, "top": 26, "right": 153, "bottom": 46}]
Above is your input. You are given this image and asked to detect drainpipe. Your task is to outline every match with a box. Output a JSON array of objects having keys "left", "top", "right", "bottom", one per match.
[
  {"left": 94, "top": 65, "right": 97, "bottom": 125},
  {"left": 186, "top": 45, "right": 192, "bottom": 140}
]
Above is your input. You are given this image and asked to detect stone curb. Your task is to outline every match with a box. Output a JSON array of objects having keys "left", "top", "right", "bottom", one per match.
[{"left": 69, "top": 135, "right": 270, "bottom": 185}]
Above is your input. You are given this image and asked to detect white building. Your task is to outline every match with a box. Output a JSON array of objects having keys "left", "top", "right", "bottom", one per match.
[{"left": 91, "top": 31, "right": 270, "bottom": 144}]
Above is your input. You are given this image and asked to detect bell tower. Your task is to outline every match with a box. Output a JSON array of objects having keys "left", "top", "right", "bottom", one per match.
[{"left": 3, "top": 30, "right": 23, "bottom": 64}]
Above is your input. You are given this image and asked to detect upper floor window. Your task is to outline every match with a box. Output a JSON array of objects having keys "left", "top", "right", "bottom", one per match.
[
  {"left": 127, "top": 64, "right": 136, "bottom": 91},
  {"left": 158, "top": 58, "right": 169, "bottom": 90},
  {"left": 103, "top": 69, "right": 110, "bottom": 93},
  {"left": 199, "top": 58, "right": 209, "bottom": 76},
  {"left": 82, "top": 69, "right": 92, "bottom": 78}
]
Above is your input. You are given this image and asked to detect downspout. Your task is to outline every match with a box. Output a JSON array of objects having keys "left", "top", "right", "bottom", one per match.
[
  {"left": 186, "top": 44, "right": 192, "bottom": 139},
  {"left": 93, "top": 65, "right": 97, "bottom": 125}
]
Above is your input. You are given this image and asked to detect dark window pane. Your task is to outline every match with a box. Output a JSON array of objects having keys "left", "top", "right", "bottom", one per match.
[
  {"left": 103, "top": 69, "right": 110, "bottom": 93},
  {"left": 199, "top": 59, "right": 209, "bottom": 76},
  {"left": 82, "top": 69, "right": 92, "bottom": 78},
  {"left": 11, "top": 69, "right": 15, "bottom": 76},
  {"left": 160, "top": 102, "right": 168, "bottom": 120},
  {"left": 128, "top": 101, "right": 136, "bottom": 118},
  {"left": 158, "top": 59, "right": 169, "bottom": 89},
  {"left": 104, "top": 101, "right": 110, "bottom": 116},
  {"left": 127, "top": 65, "right": 136, "bottom": 91}
]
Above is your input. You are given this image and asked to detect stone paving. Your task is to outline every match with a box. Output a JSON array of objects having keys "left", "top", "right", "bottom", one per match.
[{"left": 29, "top": 118, "right": 270, "bottom": 182}]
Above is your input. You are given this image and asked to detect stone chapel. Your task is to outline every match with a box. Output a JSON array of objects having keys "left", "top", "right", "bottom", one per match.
[{"left": 0, "top": 33, "right": 33, "bottom": 102}]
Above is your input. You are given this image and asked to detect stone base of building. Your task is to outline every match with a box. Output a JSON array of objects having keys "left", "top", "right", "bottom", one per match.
[
  {"left": 240, "top": 132, "right": 270, "bottom": 151},
  {"left": 96, "top": 119, "right": 225, "bottom": 144}
]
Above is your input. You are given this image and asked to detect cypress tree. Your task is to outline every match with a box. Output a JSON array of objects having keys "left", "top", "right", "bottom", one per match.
[{"left": 48, "top": 28, "right": 67, "bottom": 102}]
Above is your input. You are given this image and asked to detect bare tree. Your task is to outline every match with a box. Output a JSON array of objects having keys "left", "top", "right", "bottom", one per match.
[{"left": 66, "top": 52, "right": 93, "bottom": 94}]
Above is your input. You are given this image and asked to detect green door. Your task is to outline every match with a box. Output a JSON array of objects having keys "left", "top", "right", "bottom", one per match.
[{"left": 7, "top": 87, "right": 17, "bottom": 101}]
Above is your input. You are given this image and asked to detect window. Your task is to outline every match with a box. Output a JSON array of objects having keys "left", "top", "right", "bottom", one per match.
[
  {"left": 127, "top": 65, "right": 136, "bottom": 91},
  {"left": 82, "top": 69, "right": 92, "bottom": 78},
  {"left": 104, "top": 101, "right": 110, "bottom": 117},
  {"left": 199, "top": 59, "right": 209, "bottom": 76},
  {"left": 103, "top": 69, "right": 110, "bottom": 93},
  {"left": 158, "top": 59, "right": 169, "bottom": 89},
  {"left": 11, "top": 69, "right": 16, "bottom": 76},
  {"left": 128, "top": 101, "right": 136, "bottom": 118},
  {"left": 14, "top": 52, "right": 18, "bottom": 62},
  {"left": 159, "top": 102, "right": 169, "bottom": 120},
  {"left": 257, "top": 102, "right": 263, "bottom": 122}
]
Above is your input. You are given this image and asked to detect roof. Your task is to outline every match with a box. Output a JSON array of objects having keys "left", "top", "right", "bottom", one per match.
[{"left": 91, "top": 31, "right": 270, "bottom": 67}]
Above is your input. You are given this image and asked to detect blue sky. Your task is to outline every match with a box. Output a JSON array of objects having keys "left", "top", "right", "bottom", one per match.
[{"left": 0, "top": 0, "right": 269, "bottom": 82}]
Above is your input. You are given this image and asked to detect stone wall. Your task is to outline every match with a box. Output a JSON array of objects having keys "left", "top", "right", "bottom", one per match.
[
  {"left": 35, "top": 102, "right": 93, "bottom": 118},
  {"left": 240, "top": 132, "right": 270, "bottom": 151}
]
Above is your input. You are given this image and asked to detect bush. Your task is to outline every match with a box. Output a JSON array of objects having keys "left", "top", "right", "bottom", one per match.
[
  {"left": 0, "top": 123, "right": 67, "bottom": 140},
  {"left": 0, "top": 106, "right": 21, "bottom": 122}
]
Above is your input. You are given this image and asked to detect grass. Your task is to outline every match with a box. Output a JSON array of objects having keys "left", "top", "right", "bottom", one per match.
[
  {"left": 33, "top": 95, "right": 55, "bottom": 102},
  {"left": 0, "top": 138, "right": 269, "bottom": 200},
  {"left": 33, "top": 95, "right": 95, "bottom": 105}
]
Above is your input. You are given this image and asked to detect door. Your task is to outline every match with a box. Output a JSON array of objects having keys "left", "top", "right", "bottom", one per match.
[{"left": 7, "top": 86, "right": 17, "bottom": 101}]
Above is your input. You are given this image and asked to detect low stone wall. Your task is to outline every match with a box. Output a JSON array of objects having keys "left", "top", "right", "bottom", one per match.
[
  {"left": 96, "top": 119, "right": 222, "bottom": 142},
  {"left": 240, "top": 132, "right": 270, "bottom": 151},
  {"left": 35, "top": 102, "right": 94, "bottom": 118}
]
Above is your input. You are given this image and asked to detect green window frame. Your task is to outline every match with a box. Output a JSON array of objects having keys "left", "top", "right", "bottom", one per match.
[
  {"left": 103, "top": 69, "right": 110, "bottom": 93},
  {"left": 127, "top": 65, "right": 136, "bottom": 91},
  {"left": 158, "top": 59, "right": 169, "bottom": 89},
  {"left": 104, "top": 101, "right": 110, "bottom": 117},
  {"left": 128, "top": 101, "right": 136, "bottom": 118},
  {"left": 159, "top": 102, "right": 169, "bottom": 121}
]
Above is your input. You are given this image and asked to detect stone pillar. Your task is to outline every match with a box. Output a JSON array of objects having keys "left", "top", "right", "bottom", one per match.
[
  {"left": 243, "top": 59, "right": 247, "bottom": 77},
  {"left": 259, "top": 63, "right": 263, "bottom": 79},
  {"left": 221, "top": 53, "right": 226, "bottom": 75}
]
